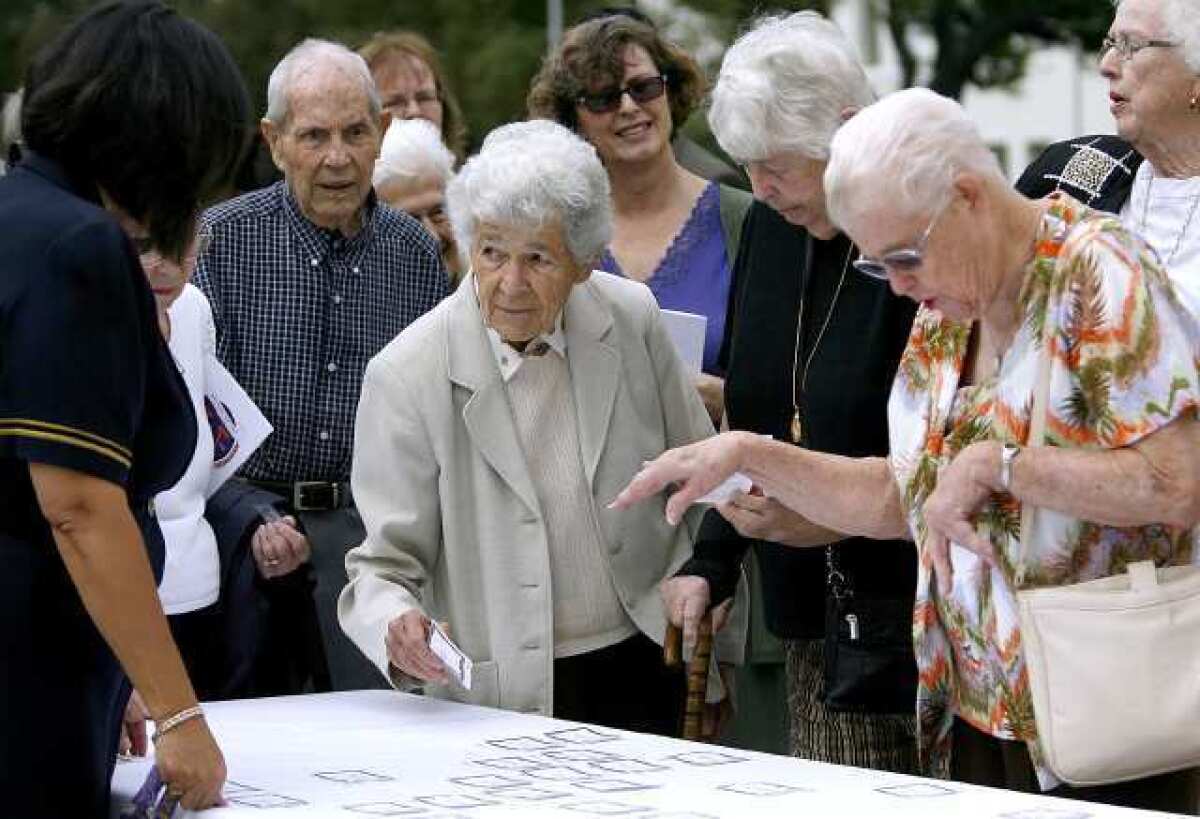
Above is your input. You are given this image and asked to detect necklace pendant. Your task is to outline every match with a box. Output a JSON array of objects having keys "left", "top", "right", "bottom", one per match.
[{"left": 790, "top": 411, "right": 803, "bottom": 444}]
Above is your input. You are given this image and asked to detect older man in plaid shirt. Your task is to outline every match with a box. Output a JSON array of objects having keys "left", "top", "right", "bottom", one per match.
[{"left": 194, "top": 38, "right": 448, "bottom": 693}]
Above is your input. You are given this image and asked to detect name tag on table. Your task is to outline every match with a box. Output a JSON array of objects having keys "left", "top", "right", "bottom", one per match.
[{"left": 429, "top": 623, "right": 473, "bottom": 690}]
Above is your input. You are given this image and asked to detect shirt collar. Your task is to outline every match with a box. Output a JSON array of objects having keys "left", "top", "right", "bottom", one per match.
[
  {"left": 474, "top": 274, "right": 567, "bottom": 382},
  {"left": 280, "top": 181, "right": 378, "bottom": 270}
]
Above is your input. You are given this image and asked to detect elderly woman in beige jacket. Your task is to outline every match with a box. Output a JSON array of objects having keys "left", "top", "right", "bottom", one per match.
[{"left": 339, "top": 120, "right": 745, "bottom": 735}]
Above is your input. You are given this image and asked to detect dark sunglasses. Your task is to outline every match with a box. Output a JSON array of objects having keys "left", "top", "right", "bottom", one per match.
[{"left": 577, "top": 75, "right": 668, "bottom": 114}]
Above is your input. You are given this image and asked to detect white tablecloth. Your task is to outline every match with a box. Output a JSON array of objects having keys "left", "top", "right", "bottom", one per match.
[{"left": 110, "top": 691, "right": 1181, "bottom": 817}]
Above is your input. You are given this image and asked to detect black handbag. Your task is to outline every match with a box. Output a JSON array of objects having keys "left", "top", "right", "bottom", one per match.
[{"left": 821, "top": 547, "right": 918, "bottom": 714}]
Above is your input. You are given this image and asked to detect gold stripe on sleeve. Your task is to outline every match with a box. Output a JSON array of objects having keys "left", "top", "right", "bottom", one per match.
[
  {"left": 0, "top": 425, "right": 132, "bottom": 470},
  {"left": 2, "top": 418, "right": 133, "bottom": 460}
]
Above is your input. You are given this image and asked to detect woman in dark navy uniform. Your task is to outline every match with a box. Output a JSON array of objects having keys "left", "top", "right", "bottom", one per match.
[{"left": 0, "top": 3, "right": 251, "bottom": 815}]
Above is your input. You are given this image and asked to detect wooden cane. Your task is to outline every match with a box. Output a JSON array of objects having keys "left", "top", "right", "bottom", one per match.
[{"left": 664, "top": 614, "right": 714, "bottom": 741}]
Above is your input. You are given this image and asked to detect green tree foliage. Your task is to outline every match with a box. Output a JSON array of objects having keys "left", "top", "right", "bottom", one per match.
[
  {"left": 881, "top": 0, "right": 1112, "bottom": 99},
  {"left": 1, "top": 0, "right": 1115, "bottom": 151}
]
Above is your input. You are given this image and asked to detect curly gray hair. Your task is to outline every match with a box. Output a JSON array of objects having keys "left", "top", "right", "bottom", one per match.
[
  {"left": 373, "top": 117, "right": 455, "bottom": 189},
  {"left": 446, "top": 120, "right": 612, "bottom": 268},
  {"left": 708, "top": 12, "right": 875, "bottom": 163}
]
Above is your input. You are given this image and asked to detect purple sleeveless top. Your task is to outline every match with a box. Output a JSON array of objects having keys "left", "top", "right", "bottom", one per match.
[{"left": 599, "top": 182, "right": 731, "bottom": 375}]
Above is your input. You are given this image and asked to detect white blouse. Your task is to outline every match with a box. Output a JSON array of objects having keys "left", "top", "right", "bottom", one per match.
[
  {"left": 156, "top": 284, "right": 221, "bottom": 615},
  {"left": 1120, "top": 161, "right": 1200, "bottom": 316}
]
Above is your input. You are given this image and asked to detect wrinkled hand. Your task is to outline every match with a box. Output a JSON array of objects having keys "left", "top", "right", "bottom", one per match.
[
  {"left": 385, "top": 610, "right": 450, "bottom": 684},
  {"left": 694, "top": 373, "right": 725, "bottom": 428},
  {"left": 921, "top": 441, "right": 999, "bottom": 596},
  {"left": 251, "top": 515, "right": 310, "bottom": 579},
  {"left": 660, "top": 576, "right": 732, "bottom": 652},
  {"left": 154, "top": 715, "right": 226, "bottom": 811},
  {"left": 118, "top": 689, "right": 148, "bottom": 757},
  {"left": 609, "top": 432, "right": 751, "bottom": 525},
  {"left": 718, "top": 489, "right": 820, "bottom": 547}
]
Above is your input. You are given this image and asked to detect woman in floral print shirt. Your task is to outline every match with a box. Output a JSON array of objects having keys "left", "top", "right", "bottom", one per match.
[{"left": 612, "top": 88, "right": 1200, "bottom": 813}]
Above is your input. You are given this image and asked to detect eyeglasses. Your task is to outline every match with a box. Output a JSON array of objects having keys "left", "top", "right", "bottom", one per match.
[
  {"left": 577, "top": 75, "right": 668, "bottom": 114},
  {"left": 130, "top": 228, "right": 212, "bottom": 264},
  {"left": 852, "top": 205, "right": 946, "bottom": 281},
  {"left": 1100, "top": 32, "right": 1178, "bottom": 62},
  {"left": 383, "top": 91, "right": 441, "bottom": 114}
]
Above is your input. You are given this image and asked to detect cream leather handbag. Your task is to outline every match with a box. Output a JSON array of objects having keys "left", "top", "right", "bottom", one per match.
[{"left": 1014, "top": 340, "right": 1200, "bottom": 786}]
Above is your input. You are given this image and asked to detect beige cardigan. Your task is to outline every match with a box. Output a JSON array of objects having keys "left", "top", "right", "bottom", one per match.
[{"left": 339, "top": 271, "right": 746, "bottom": 714}]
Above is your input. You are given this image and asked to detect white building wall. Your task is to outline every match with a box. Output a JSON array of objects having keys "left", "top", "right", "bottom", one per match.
[{"left": 830, "top": 1, "right": 1116, "bottom": 179}]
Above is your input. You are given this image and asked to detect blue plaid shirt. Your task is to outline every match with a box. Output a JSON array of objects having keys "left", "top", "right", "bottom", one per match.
[{"left": 193, "top": 181, "right": 448, "bottom": 482}]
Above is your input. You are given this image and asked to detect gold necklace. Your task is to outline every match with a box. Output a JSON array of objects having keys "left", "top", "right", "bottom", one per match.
[{"left": 790, "top": 240, "right": 853, "bottom": 444}]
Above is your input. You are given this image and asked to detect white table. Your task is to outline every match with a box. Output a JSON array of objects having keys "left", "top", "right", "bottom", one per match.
[{"left": 110, "top": 691, "right": 1181, "bottom": 817}]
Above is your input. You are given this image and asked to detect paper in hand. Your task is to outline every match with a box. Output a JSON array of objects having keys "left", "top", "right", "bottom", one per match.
[
  {"left": 696, "top": 472, "right": 754, "bottom": 505},
  {"left": 428, "top": 622, "right": 473, "bottom": 690},
  {"left": 255, "top": 503, "right": 282, "bottom": 524}
]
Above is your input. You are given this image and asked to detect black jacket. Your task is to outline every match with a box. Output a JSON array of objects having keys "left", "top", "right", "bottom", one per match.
[
  {"left": 1016, "top": 134, "right": 1142, "bottom": 213},
  {"left": 681, "top": 201, "right": 917, "bottom": 640}
]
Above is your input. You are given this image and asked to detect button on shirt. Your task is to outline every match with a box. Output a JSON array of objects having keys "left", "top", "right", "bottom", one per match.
[{"left": 194, "top": 182, "right": 448, "bottom": 481}]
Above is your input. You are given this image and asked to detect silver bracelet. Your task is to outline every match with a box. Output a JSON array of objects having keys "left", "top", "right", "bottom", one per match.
[
  {"left": 1000, "top": 443, "right": 1022, "bottom": 492},
  {"left": 151, "top": 704, "right": 204, "bottom": 743}
]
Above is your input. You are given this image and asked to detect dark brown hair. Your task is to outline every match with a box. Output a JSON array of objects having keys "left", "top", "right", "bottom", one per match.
[
  {"left": 526, "top": 16, "right": 705, "bottom": 137},
  {"left": 358, "top": 30, "right": 467, "bottom": 162},
  {"left": 22, "top": 0, "right": 251, "bottom": 260}
]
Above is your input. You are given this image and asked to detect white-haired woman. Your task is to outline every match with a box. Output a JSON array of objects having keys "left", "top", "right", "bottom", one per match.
[
  {"left": 613, "top": 88, "right": 1200, "bottom": 811},
  {"left": 674, "top": 11, "right": 920, "bottom": 771},
  {"left": 1019, "top": 0, "right": 1200, "bottom": 315},
  {"left": 340, "top": 119, "right": 745, "bottom": 734},
  {"left": 374, "top": 117, "right": 461, "bottom": 285}
]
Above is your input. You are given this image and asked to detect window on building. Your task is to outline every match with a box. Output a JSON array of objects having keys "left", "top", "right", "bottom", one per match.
[
  {"left": 988, "top": 143, "right": 1010, "bottom": 178},
  {"left": 858, "top": 0, "right": 880, "bottom": 66}
]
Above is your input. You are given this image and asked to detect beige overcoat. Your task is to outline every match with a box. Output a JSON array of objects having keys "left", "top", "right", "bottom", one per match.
[{"left": 339, "top": 271, "right": 747, "bottom": 715}]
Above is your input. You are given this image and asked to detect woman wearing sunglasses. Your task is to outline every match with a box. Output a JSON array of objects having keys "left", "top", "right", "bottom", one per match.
[
  {"left": 612, "top": 87, "right": 1200, "bottom": 812},
  {"left": 528, "top": 14, "right": 752, "bottom": 427}
]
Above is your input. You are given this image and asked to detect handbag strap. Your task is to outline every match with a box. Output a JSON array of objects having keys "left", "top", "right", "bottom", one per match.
[
  {"left": 1016, "top": 329, "right": 1054, "bottom": 588},
  {"left": 826, "top": 545, "right": 852, "bottom": 600}
]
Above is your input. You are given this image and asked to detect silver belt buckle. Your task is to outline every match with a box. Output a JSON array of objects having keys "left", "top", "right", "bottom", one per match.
[{"left": 292, "top": 481, "right": 339, "bottom": 511}]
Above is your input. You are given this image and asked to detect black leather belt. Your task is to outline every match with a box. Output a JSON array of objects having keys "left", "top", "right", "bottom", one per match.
[{"left": 247, "top": 479, "right": 353, "bottom": 512}]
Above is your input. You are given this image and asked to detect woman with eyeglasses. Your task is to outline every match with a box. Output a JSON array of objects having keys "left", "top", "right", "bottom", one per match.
[
  {"left": 358, "top": 30, "right": 467, "bottom": 163},
  {"left": 528, "top": 14, "right": 752, "bottom": 427},
  {"left": 104, "top": 222, "right": 308, "bottom": 718},
  {"left": 612, "top": 87, "right": 1200, "bottom": 812},
  {"left": 1018, "top": 0, "right": 1200, "bottom": 313}
]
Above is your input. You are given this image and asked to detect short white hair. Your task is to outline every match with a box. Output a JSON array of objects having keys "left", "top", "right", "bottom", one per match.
[
  {"left": 708, "top": 12, "right": 875, "bottom": 163},
  {"left": 373, "top": 118, "right": 455, "bottom": 189},
  {"left": 265, "top": 39, "right": 381, "bottom": 126},
  {"left": 1116, "top": 0, "right": 1200, "bottom": 72},
  {"left": 446, "top": 120, "right": 612, "bottom": 268},
  {"left": 825, "top": 88, "right": 1003, "bottom": 228}
]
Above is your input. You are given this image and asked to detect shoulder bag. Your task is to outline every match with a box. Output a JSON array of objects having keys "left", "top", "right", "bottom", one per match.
[{"left": 1015, "top": 333, "right": 1200, "bottom": 785}]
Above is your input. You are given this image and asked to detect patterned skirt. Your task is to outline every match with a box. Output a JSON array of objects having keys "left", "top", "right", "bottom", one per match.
[{"left": 785, "top": 638, "right": 921, "bottom": 774}]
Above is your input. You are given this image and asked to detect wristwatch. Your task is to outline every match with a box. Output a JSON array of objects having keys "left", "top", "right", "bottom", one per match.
[{"left": 1000, "top": 443, "right": 1022, "bottom": 492}]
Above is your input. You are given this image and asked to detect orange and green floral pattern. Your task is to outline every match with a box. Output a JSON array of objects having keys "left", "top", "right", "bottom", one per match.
[{"left": 887, "top": 192, "right": 1199, "bottom": 787}]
